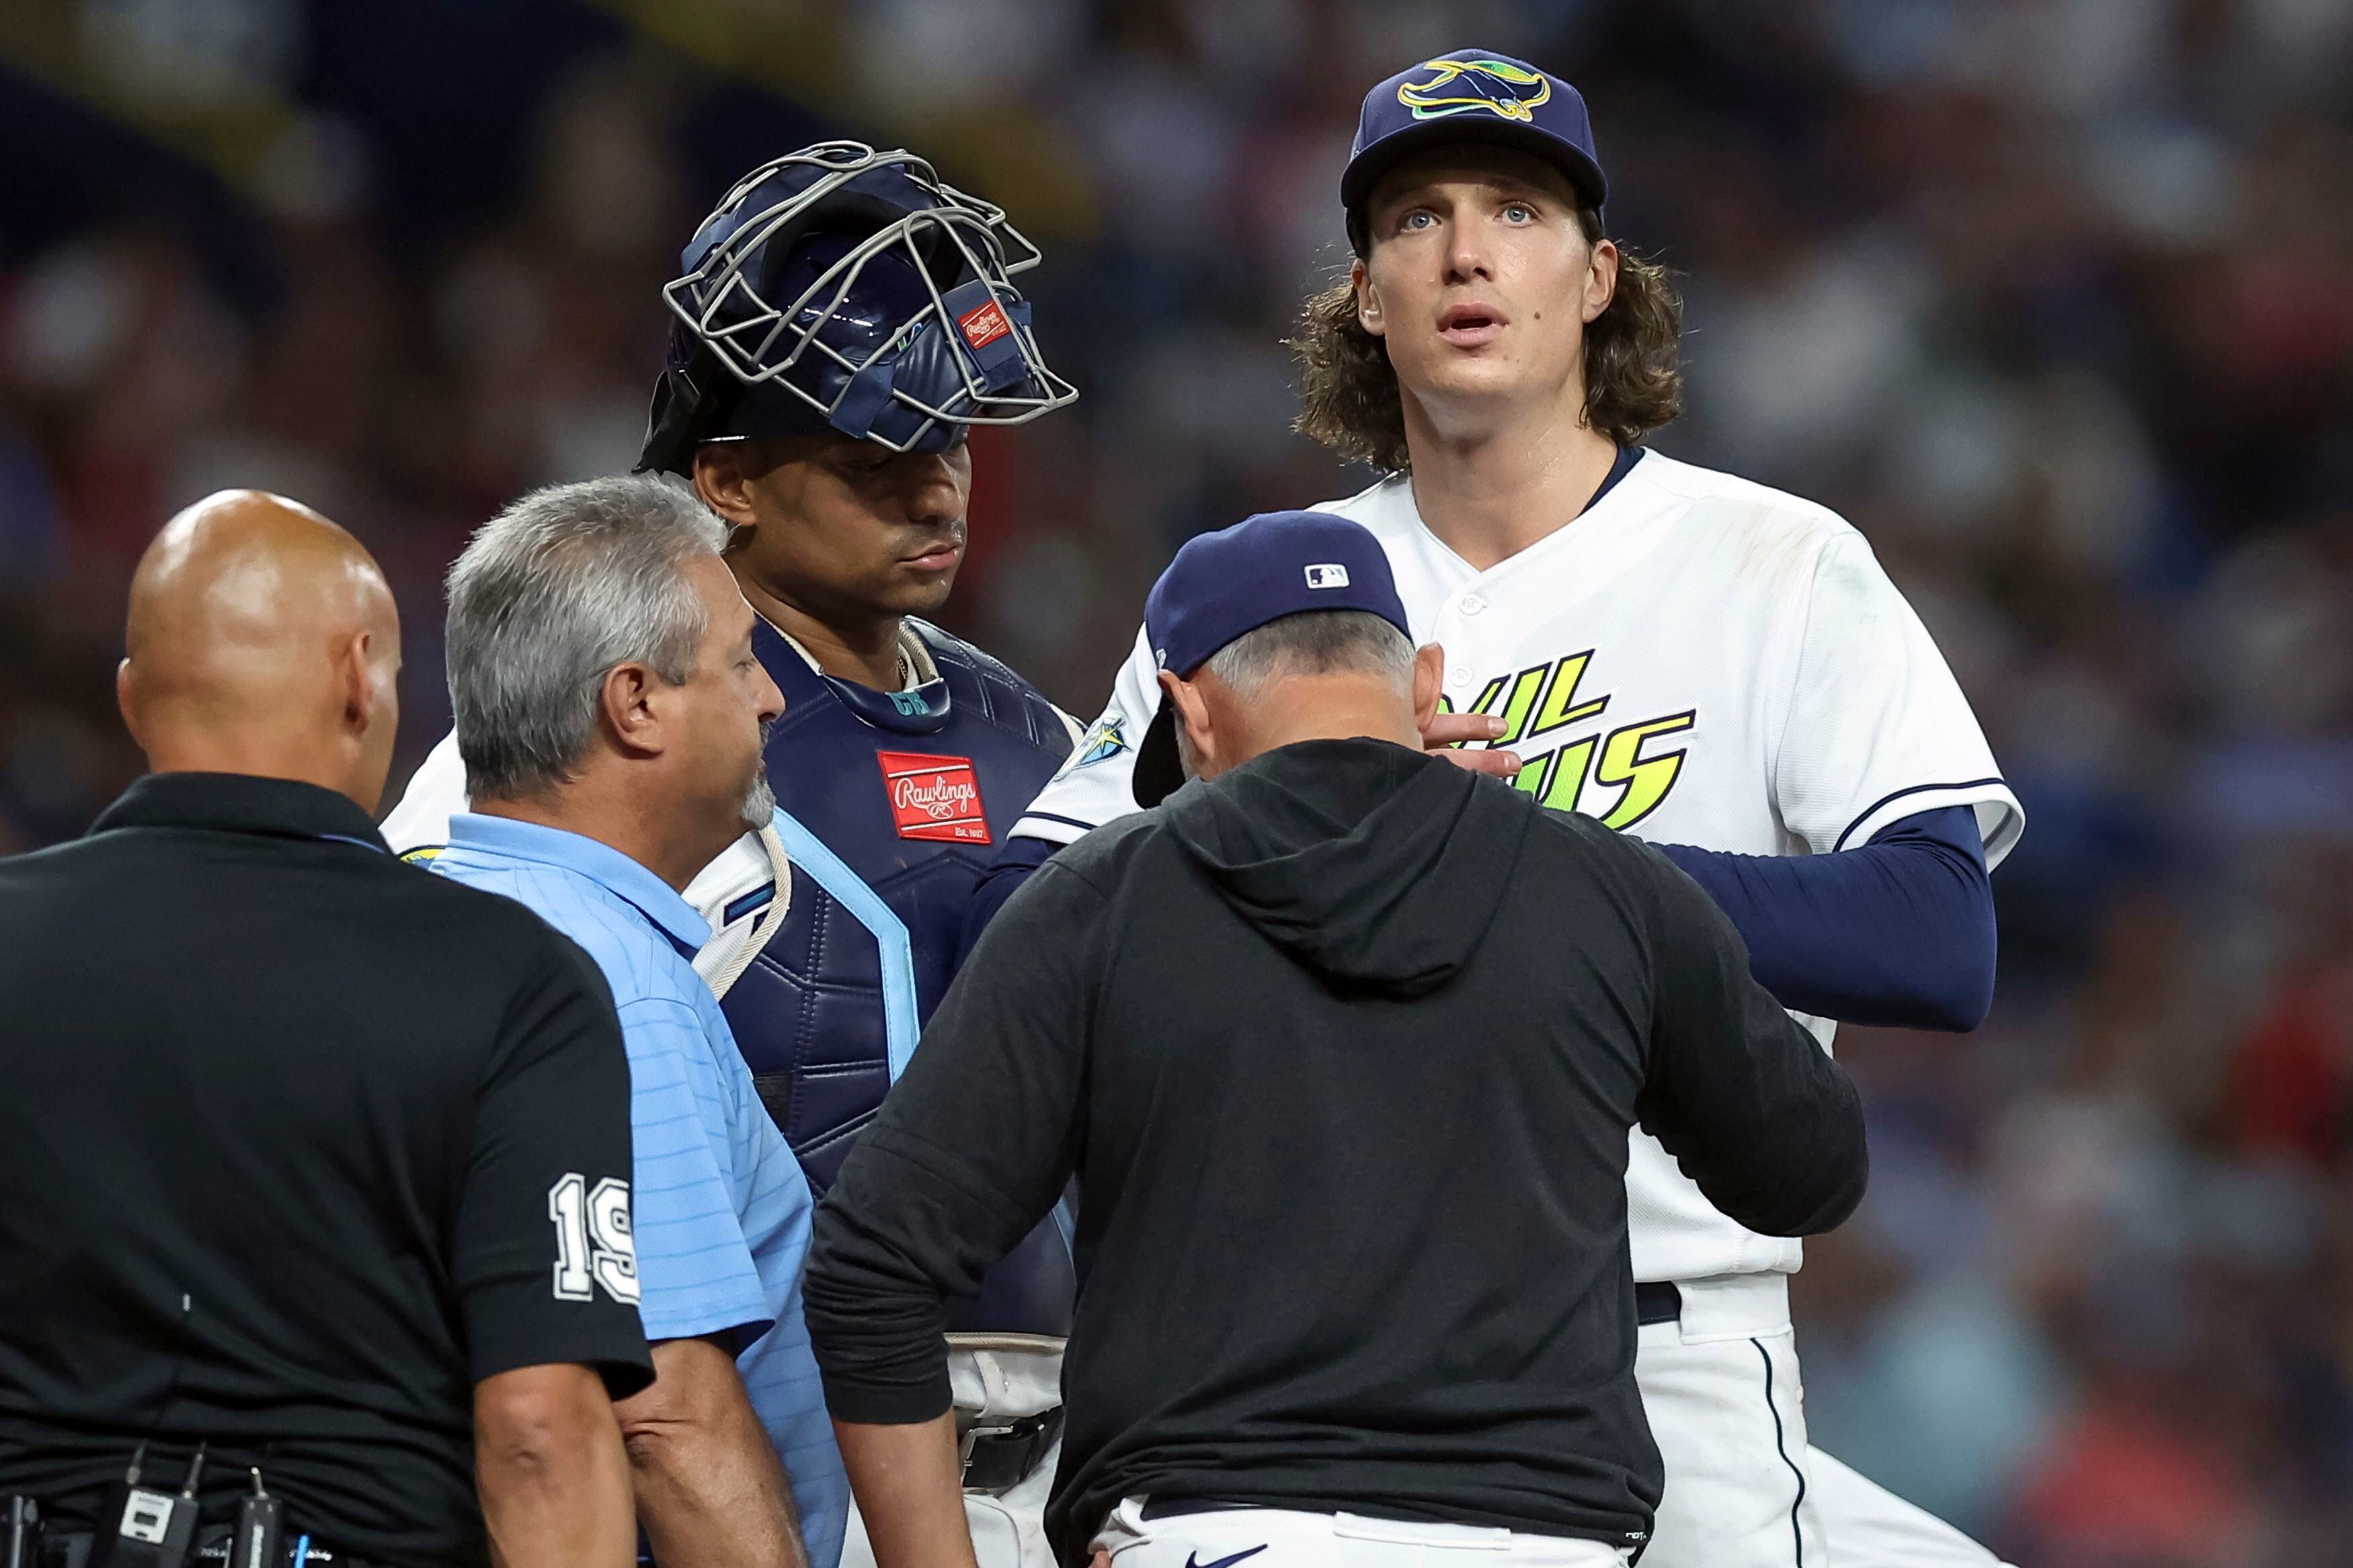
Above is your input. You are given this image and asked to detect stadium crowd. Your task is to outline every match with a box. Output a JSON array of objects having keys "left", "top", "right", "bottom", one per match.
[{"left": 3, "top": 0, "right": 2352, "bottom": 1561}]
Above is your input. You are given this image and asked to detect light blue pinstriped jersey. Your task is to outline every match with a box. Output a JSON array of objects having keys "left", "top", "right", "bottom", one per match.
[{"left": 430, "top": 813, "right": 848, "bottom": 1568}]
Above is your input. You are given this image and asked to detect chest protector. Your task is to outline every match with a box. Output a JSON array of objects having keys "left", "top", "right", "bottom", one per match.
[{"left": 723, "top": 616, "right": 1075, "bottom": 1333}]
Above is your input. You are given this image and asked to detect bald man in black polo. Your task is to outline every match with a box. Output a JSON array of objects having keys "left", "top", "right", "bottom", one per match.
[{"left": 0, "top": 491, "right": 647, "bottom": 1568}]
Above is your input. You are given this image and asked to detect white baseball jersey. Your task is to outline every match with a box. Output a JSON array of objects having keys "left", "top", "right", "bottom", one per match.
[{"left": 1011, "top": 448, "right": 2024, "bottom": 1286}]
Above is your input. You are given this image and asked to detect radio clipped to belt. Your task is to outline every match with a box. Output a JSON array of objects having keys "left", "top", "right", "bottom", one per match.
[
  {"left": 92, "top": 1442, "right": 203, "bottom": 1568},
  {"left": 223, "top": 1470, "right": 281, "bottom": 1568},
  {"left": 5, "top": 1454, "right": 325, "bottom": 1568}
]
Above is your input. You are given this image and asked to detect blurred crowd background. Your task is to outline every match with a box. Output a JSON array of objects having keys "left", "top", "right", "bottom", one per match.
[{"left": 4, "top": 0, "right": 2351, "bottom": 1560}]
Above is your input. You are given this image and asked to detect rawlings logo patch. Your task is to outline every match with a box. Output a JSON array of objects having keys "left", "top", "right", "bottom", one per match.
[
  {"left": 878, "top": 751, "right": 990, "bottom": 843},
  {"left": 957, "top": 297, "right": 1013, "bottom": 352}
]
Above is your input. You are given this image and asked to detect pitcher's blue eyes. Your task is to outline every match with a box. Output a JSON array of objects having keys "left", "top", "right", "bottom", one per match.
[{"left": 1503, "top": 204, "right": 1533, "bottom": 222}]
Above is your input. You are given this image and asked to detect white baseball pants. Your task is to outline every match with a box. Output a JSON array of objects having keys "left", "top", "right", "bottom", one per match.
[
  {"left": 838, "top": 1337, "right": 1064, "bottom": 1568},
  {"left": 1637, "top": 1274, "right": 2016, "bottom": 1568},
  {"left": 1092, "top": 1498, "right": 1633, "bottom": 1568}
]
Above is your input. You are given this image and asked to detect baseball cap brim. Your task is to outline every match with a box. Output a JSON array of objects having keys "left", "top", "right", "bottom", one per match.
[
  {"left": 1341, "top": 118, "right": 1607, "bottom": 241},
  {"left": 1131, "top": 696, "right": 1186, "bottom": 809}
]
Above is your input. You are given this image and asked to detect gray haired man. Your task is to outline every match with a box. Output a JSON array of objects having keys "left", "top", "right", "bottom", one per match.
[
  {"left": 807, "top": 511, "right": 1866, "bottom": 1568},
  {"left": 424, "top": 473, "right": 851, "bottom": 1568}
]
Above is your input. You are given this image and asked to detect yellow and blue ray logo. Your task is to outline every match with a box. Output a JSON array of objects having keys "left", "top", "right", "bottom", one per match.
[
  {"left": 1073, "top": 714, "right": 1128, "bottom": 768},
  {"left": 1398, "top": 57, "right": 1552, "bottom": 124}
]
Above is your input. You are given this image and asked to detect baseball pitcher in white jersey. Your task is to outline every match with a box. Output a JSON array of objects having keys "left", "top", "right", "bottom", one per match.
[{"left": 982, "top": 48, "right": 2026, "bottom": 1568}]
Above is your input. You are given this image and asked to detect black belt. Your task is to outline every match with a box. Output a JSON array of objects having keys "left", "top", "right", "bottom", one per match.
[
  {"left": 958, "top": 1406, "right": 1062, "bottom": 1493},
  {"left": 1636, "top": 1281, "right": 1682, "bottom": 1327},
  {"left": 1139, "top": 1498, "right": 1263, "bottom": 1522}
]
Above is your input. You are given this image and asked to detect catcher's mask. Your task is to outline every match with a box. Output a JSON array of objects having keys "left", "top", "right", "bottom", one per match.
[{"left": 637, "top": 140, "right": 1077, "bottom": 473}]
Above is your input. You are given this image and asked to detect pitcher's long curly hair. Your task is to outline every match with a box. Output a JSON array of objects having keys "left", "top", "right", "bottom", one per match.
[{"left": 1293, "top": 209, "right": 1682, "bottom": 473}]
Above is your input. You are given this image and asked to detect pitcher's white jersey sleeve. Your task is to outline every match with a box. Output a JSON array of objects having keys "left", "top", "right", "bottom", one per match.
[
  {"left": 381, "top": 729, "right": 470, "bottom": 853},
  {"left": 1776, "top": 532, "right": 2023, "bottom": 865},
  {"left": 1010, "top": 623, "right": 1159, "bottom": 845}
]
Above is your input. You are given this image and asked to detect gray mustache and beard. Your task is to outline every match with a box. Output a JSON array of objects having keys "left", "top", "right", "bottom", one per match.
[{"left": 741, "top": 718, "right": 778, "bottom": 831}]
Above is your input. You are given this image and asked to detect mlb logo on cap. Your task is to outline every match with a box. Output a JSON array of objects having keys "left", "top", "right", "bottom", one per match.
[{"left": 1145, "top": 512, "right": 1407, "bottom": 681}]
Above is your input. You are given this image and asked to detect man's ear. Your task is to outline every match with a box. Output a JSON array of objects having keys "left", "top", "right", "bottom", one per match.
[
  {"left": 350, "top": 627, "right": 404, "bottom": 733},
  {"left": 114, "top": 659, "right": 143, "bottom": 749},
  {"left": 1353, "top": 257, "right": 1384, "bottom": 339},
  {"left": 1583, "top": 237, "right": 1620, "bottom": 325},
  {"left": 1160, "top": 668, "right": 1216, "bottom": 778},
  {"left": 692, "top": 446, "right": 758, "bottom": 530},
  {"left": 1411, "top": 642, "right": 1445, "bottom": 732},
  {"left": 331, "top": 628, "right": 376, "bottom": 729},
  {"left": 600, "top": 663, "right": 668, "bottom": 759}
]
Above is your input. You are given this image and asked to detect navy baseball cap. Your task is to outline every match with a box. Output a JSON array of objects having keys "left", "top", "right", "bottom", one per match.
[
  {"left": 1130, "top": 510, "right": 1412, "bottom": 807},
  {"left": 1341, "top": 49, "right": 1606, "bottom": 254}
]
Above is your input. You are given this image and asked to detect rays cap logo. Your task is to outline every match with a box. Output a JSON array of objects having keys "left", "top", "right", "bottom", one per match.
[
  {"left": 1130, "top": 510, "right": 1411, "bottom": 809},
  {"left": 1341, "top": 47, "right": 1607, "bottom": 255},
  {"left": 1400, "top": 56, "right": 1551, "bottom": 123}
]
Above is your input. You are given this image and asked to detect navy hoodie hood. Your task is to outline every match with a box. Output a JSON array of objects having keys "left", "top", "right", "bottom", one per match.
[{"left": 1161, "top": 737, "right": 1534, "bottom": 998}]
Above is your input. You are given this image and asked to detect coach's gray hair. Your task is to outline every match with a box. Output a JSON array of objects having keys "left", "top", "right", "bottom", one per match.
[
  {"left": 1176, "top": 610, "right": 1415, "bottom": 776},
  {"left": 1201, "top": 609, "right": 1416, "bottom": 697},
  {"left": 446, "top": 472, "right": 729, "bottom": 800}
]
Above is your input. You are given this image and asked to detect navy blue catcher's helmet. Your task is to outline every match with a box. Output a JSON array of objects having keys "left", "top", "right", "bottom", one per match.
[{"left": 637, "top": 141, "right": 1077, "bottom": 473}]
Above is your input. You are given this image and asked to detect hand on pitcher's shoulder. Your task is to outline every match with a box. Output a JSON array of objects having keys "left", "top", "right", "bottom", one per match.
[{"left": 1422, "top": 710, "right": 1522, "bottom": 778}]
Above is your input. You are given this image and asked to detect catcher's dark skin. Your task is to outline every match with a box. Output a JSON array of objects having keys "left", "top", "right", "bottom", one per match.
[
  {"left": 690, "top": 431, "right": 1516, "bottom": 770},
  {"left": 693, "top": 434, "right": 973, "bottom": 692}
]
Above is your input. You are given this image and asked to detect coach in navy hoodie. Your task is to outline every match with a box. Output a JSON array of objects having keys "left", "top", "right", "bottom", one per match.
[{"left": 804, "top": 511, "right": 1868, "bottom": 1568}]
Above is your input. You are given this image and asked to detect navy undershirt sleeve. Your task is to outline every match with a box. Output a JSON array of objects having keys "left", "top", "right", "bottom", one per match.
[
  {"left": 977, "top": 809, "right": 1996, "bottom": 1030},
  {"left": 958, "top": 834, "right": 1057, "bottom": 966},
  {"left": 1649, "top": 805, "right": 1995, "bottom": 1032}
]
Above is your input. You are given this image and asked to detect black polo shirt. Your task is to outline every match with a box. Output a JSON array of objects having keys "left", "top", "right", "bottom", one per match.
[{"left": 0, "top": 773, "right": 653, "bottom": 1566}]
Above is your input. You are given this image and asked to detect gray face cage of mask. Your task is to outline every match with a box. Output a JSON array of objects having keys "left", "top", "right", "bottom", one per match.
[{"left": 657, "top": 140, "right": 1080, "bottom": 456}]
